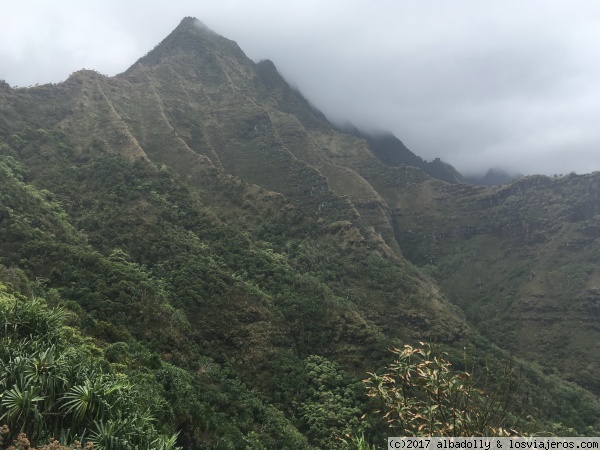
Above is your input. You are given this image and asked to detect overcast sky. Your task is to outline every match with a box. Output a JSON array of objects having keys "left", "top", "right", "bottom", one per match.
[{"left": 2, "top": 1, "right": 600, "bottom": 176}]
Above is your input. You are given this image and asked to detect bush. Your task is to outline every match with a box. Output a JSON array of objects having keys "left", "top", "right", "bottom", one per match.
[
  {"left": 364, "top": 342, "right": 519, "bottom": 436},
  {"left": 0, "top": 284, "right": 180, "bottom": 449}
]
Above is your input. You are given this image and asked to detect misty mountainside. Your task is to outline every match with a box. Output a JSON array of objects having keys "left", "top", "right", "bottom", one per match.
[
  {"left": 335, "top": 123, "right": 465, "bottom": 185},
  {"left": 391, "top": 172, "right": 600, "bottom": 393},
  {"left": 464, "top": 168, "right": 523, "bottom": 186},
  {"left": 1, "top": 16, "right": 600, "bottom": 447}
]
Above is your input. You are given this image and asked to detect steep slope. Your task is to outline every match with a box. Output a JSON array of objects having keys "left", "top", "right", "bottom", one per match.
[
  {"left": 119, "top": 17, "right": 405, "bottom": 257},
  {"left": 1, "top": 16, "right": 600, "bottom": 446},
  {"left": 338, "top": 125, "right": 466, "bottom": 184},
  {"left": 4, "top": 16, "right": 471, "bottom": 351},
  {"left": 223, "top": 35, "right": 600, "bottom": 396},
  {"left": 0, "top": 17, "right": 469, "bottom": 447},
  {"left": 387, "top": 172, "right": 600, "bottom": 393}
]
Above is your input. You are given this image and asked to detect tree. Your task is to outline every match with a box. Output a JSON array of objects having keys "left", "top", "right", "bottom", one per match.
[
  {"left": 364, "top": 342, "right": 519, "bottom": 436},
  {"left": 297, "top": 356, "right": 366, "bottom": 448}
]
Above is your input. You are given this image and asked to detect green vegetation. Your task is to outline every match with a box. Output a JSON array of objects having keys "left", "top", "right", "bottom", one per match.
[
  {"left": 0, "top": 283, "right": 179, "bottom": 449},
  {"left": 390, "top": 173, "right": 600, "bottom": 394},
  {"left": 1, "top": 16, "right": 599, "bottom": 448},
  {"left": 365, "top": 343, "right": 519, "bottom": 437}
]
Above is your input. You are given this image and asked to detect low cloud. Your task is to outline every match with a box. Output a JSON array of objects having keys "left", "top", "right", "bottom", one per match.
[{"left": 2, "top": 0, "right": 600, "bottom": 176}]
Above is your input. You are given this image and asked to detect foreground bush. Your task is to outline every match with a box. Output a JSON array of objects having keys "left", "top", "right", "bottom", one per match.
[
  {"left": 0, "top": 283, "right": 179, "bottom": 449},
  {"left": 364, "top": 342, "right": 519, "bottom": 436},
  {"left": 0, "top": 425, "right": 93, "bottom": 449}
]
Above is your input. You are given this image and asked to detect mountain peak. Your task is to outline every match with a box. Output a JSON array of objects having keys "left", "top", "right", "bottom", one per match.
[
  {"left": 176, "top": 16, "right": 213, "bottom": 34},
  {"left": 179, "top": 16, "right": 200, "bottom": 26},
  {"left": 127, "top": 16, "right": 243, "bottom": 71}
]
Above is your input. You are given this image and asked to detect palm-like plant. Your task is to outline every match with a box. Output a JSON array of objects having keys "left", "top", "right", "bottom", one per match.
[
  {"left": 0, "top": 284, "right": 182, "bottom": 449},
  {"left": 0, "top": 293, "right": 65, "bottom": 342},
  {"left": 151, "top": 432, "right": 181, "bottom": 450},
  {"left": 1, "top": 384, "right": 44, "bottom": 422},
  {"left": 89, "top": 419, "right": 134, "bottom": 450},
  {"left": 0, "top": 383, "right": 45, "bottom": 439},
  {"left": 62, "top": 380, "right": 102, "bottom": 423},
  {"left": 61, "top": 375, "right": 130, "bottom": 423},
  {"left": 25, "top": 345, "right": 66, "bottom": 401}
]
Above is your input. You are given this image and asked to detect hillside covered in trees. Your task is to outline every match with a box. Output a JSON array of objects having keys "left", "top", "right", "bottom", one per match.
[{"left": 1, "top": 17, "right": 599, "bottom": 448}]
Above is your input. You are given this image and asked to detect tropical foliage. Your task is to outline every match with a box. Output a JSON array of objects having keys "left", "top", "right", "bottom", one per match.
[
  {"left": 1, "top": 16, "right": 600, "bottom": 448},
  {"left": 364, "top": 343, "right": 519, "bottom": 437},
  {"left": 0, "top": 283, "right": 179, "bottom": 449}
]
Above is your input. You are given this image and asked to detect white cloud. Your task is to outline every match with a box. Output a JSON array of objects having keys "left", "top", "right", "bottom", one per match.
[{"left": 2, "top": 0, "right": 600, "bottom": 176}]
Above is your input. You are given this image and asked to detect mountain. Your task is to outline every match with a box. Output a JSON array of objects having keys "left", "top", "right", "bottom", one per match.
[
  {"left": 392, "top": 172, "right": 600, "bottom": 393},
  {"left": 336, "top": 124, "right": 465, "bottom": 184},
  {"left": 1, "top": 17, "right": 599, "bottom": 447},
  {"left": 465, "top": 168, "right": 523, "bottom": 186}
]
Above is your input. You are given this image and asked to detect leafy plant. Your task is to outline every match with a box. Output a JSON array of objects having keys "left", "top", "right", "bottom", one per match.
[
  {"left": 0, "top": 424, "right": 94, "bottom": 449},
  {"left": 364, "top": 342, "right": 519, "bottom": 436},
  {"left": 0, "top": 284, "right": 181, "bottom": 449},
  {"left": 297, "top": 355, "right": 367, "bottom": 448}
]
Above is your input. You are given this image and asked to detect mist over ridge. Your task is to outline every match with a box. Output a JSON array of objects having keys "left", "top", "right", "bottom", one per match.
[
  {"left": 3, "top": 1, "right": 600, "bottom": 177},
  {"left": 1, "top": 14, "right": 600, "bottom": 445}
]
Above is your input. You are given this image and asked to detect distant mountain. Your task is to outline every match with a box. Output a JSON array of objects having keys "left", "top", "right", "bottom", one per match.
[
  {"left": 391, "top": 172, "right": 600, "bottom": 394},
  {"left": 337, "top": 124, "right": 465, "bottom": 184},
  {"left": 1, "top": 16, "right": 599, "bottom": 446},
  {"left": 465, "top": 168, "right": 523, "bottom": 186}
]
